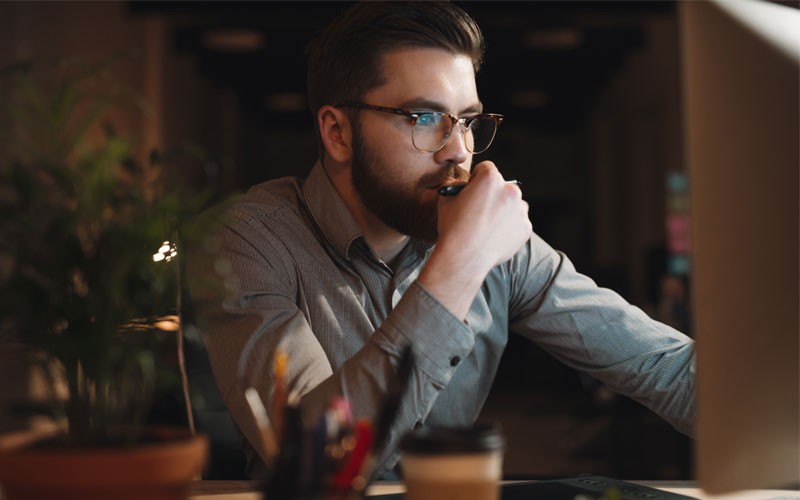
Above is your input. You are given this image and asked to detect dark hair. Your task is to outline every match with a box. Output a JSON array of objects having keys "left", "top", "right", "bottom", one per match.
[{"left": 305, "top": 1, "right": 485, "bottom": 144}]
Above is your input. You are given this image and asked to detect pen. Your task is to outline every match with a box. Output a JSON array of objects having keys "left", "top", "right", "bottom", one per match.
[
  {"left": 266, "top": 399, "right": 303, "bottom": 500},
  {"left": 309, "top": 412, "right": 328, "bottom": 496},
  {"left": 438, "top": 179, "right": 521, "bottom": 196},
  {"left": 330, "top": 419, "right": 375, "bottom": 495},
  {"left": 355, "top": 345, "right": 415, "bottom": 489}
]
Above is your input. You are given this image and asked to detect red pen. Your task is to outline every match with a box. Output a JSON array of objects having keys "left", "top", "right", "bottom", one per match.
[{"left": 329, "top": 419, "right": 374, "bottom": 496}]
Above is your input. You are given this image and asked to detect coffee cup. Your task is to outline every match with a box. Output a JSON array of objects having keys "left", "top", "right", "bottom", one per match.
[{"left": 399, "top": 422, "right": 504, "bottom": 500}]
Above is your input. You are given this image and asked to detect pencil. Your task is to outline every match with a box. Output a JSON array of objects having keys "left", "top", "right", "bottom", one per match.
[
  {"left": 244, "top": 387, "right": 280, "bottom": 465},
  {"left": 272, "top": 349, "right": 289, "bottom": 442}
]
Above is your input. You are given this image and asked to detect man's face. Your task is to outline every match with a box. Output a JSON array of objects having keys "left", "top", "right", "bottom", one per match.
[{"left": 349, "top": 48, "right": 480, "bottom": 242}]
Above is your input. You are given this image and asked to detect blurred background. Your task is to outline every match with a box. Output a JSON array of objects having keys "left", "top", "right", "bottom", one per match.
[{"left": 0, "top": 0, "right": 703, "bottom": 480}]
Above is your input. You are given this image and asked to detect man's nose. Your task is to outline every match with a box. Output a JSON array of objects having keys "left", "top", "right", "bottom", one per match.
[{"left": 433, "top": 123, "right": 471, "bottom": 166}]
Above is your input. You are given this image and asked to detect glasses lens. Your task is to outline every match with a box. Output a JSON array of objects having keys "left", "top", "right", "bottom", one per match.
[
  {"left": 412, "top": 113, "right": 452, "bottom": 153},
  {"left": 411, "top": 113, "right": 500, "bottom": 153},
  {"left": 467, "top": 116, "right": 499, "bottom": 154}
]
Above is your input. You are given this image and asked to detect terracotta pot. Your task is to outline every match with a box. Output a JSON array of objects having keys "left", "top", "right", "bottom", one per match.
[{"left": 0, "top": 427, "right": 208, "bottom": 500}]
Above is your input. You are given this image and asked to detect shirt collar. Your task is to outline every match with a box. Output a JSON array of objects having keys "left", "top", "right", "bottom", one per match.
[{"left": 303, "top": 161, "right": 364, "bottom": 260}]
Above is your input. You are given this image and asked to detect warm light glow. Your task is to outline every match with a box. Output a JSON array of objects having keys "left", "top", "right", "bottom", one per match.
[
  {"left": 524, "top": 28, "right": 583, "bottom": 50},
  {"left": 511, "top": 90, "right": 549, "bottom": 108},
  {"left": 203, "top": 29, "right": 265, "bottom": 52},
  {"left": 153, "top": 315, "right": 180, "bottom": 332},
  {"left": 152, "top": 240, "right": 178, "bottom": 262},
  {"left": 265, "top": 92, "right": 308, "bottom": 112}
]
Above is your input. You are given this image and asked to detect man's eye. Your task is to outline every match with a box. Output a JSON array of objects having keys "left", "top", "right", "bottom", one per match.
[{"left": 415, "top": 113, "right": 440, "bottom": 127}]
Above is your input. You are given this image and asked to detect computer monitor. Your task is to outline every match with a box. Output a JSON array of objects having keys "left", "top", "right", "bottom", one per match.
[{"left": 680, "top": 0, "right": 799, "bottom": 494}]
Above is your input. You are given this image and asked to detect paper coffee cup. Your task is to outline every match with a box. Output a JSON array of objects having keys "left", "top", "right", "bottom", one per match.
[{"left": 400, "top": 423, "right": 504, "bottom": 500}]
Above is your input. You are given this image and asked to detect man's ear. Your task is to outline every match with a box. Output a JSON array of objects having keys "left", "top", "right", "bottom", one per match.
[{"left": 318, "top": 105, "right": 353, "bottom": 163}]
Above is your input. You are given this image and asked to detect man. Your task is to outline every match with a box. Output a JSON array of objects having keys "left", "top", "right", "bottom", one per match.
[{"left": 189, "top": 1, "right": 694, "bottom": 479}]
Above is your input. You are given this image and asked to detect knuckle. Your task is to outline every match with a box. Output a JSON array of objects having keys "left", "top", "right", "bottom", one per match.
[{"left": 473, "top": 161, "right": 496, "bottom": 176}]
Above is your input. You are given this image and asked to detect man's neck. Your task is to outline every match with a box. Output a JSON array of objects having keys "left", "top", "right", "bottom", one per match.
[
  {"left": 322, "top": 159, "right": 410, "bottom": 263},
  {"left": 363, "top": 223, "right": 410, "bottom": 265}
]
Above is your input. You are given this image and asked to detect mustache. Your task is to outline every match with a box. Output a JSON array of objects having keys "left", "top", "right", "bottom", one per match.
[{"left": 420, "top": 164, "right": 471, "bottom": 187}]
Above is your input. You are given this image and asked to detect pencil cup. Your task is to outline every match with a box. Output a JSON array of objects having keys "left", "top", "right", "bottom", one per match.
[{"left": 399, "top": 423, "right": 504, "bottom": 500}]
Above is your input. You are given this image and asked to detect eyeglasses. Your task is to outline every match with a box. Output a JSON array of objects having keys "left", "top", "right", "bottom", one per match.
[{"left": 336, "top": 102, "right": 503, "bottom": 154}]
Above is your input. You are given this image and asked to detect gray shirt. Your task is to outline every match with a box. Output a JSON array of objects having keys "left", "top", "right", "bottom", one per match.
[{"left": 189, "top": 161, "right": 695, "bottom": 477}]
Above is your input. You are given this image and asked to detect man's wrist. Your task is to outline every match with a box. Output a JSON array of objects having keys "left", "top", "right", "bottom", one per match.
[{"left": 416, "top": 245, "right": 492, "bottom": 320}]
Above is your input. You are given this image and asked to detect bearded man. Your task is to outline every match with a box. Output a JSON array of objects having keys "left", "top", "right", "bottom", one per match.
[{"left": 189, "top": 1, "right": 695, "bottom": 480}]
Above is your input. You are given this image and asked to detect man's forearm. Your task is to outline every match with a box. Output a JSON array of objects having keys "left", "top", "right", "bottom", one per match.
[{"left": 416, "top": 244, "right": 492, "bottom": 320}]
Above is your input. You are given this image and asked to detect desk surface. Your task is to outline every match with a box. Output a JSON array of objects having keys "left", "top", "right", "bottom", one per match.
[
  {"left": 189, "top": 480, "right": 799, "bottom": 500},
  {"left": 190, "top": 480, "right": 404, "bottom": 499}
]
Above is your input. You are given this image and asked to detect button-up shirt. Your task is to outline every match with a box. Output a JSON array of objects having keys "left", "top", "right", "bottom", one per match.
[{"left": 189, "top": 161, "right": 695, "bottom": 477}]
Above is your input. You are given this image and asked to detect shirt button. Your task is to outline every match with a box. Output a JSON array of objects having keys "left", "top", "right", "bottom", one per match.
[{"left": 450, "top": 356, "right": 461, "bottom": 367}]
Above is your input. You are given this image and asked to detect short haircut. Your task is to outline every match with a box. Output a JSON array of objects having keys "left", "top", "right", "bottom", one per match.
[{"left": 305, "top": 1, "right": 485, "bottom": 148}]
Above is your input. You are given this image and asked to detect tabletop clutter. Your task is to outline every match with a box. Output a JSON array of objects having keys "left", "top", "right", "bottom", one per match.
[{"left": 244, "top": 345, "right": 505, "bottom": 500}]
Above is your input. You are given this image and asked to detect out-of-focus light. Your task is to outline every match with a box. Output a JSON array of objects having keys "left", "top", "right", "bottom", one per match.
[
  {"left": 511, "top": 90, "right": 549, "bottom": 109},
  {"left": 524, "top": 28, "right": 583, "bottom": 50},
  {"left": 153, "top": 241, "right": 178, "bottom": 263},
  {"left": 265, "top": 92, "right": 308, "bottom": 112},
  {"left": 203, "top": 29, "right": 265, "bottom": 52},
  {"left": 154, "top": 315, "right": 180, "bottom": 332}
]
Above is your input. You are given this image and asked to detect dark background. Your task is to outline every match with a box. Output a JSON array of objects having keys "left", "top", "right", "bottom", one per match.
[{"left": 1, "top": 0, "right": 699, "bottom": 479}]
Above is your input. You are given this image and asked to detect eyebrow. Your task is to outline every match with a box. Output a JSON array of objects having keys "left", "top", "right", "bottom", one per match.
[{"left": 397, "top": 98, "right": 484, "bottom": 115}]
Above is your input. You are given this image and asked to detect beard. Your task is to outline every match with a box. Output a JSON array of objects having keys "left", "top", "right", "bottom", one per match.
[{"left": 350, "top": 125, "right": 470, "bottom": 243}]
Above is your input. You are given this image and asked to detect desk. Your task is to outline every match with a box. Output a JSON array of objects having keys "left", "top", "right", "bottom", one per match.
[
  {"left": 633, "top": 481, "right": 798, "bottom": 500},
  {"left": 190, "top": 481, "right": 405, "bottom": 499},
  {"left": 189, "top": 480, "right": 799, "bottom": 500}
]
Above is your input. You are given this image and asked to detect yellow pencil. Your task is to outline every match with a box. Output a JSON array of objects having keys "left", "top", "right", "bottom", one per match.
[{"left": 272, "top": 349, "right": 289, "bottom": 442}]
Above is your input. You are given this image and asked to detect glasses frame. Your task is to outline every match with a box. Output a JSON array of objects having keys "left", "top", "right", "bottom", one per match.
[{"left": 336, "top": 102, "right": 504, "bottom": 154}]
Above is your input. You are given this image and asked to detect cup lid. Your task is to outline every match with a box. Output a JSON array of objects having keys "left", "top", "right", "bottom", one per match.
[{"left": 399, "top": 422, "right": 504, "bottom": 454}]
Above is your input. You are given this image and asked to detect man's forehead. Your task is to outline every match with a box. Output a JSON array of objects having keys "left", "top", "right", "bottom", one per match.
[
  {"left": 368, "top": 47, "right": 481, "bottom": 113},
  {"left": 396, "top": 97, "right": 484, "bottom": 115}
]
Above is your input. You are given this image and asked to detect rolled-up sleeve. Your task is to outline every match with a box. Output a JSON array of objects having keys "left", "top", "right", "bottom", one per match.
[{"left": 506, "top": 233, "right": 696, "bottom": 436}]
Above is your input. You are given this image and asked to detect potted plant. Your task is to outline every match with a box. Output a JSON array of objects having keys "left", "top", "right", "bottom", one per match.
[{"left": 0, "top": 57, "right": 209, "bottom": 499}]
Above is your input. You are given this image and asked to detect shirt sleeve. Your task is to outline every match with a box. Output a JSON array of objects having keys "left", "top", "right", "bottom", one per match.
[
  {"left": 504, "top": 232, "right": 696, "bottom": 436},
  {"left": 187, "top": 208, "right": 475, "bottom": 477}
]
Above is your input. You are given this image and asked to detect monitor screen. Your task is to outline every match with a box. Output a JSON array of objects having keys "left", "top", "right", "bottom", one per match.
[{"left": 681, "top": 0, "right": 799, "bottom": 493}]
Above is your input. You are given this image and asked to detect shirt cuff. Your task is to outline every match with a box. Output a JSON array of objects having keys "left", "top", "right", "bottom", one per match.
[{"left": 374, "top": 281, "right": 475, "bottom": 388}]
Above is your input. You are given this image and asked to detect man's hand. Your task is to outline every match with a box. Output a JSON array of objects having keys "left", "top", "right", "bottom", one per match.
[{"left": 417, "top": 161, "right": 532, "bottom": 319}]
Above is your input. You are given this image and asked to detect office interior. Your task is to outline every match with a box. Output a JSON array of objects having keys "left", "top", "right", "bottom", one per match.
[{"left": 0, "top": 0, "right": 795, "bottom": 485}]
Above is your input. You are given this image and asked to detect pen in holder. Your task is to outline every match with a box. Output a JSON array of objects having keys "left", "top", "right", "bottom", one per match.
[
  {"left": 259, "top": 346, "right": 415, "bottom": 500},
  {"left": 264, "top": 392, "right": 304, "bottom": 500}
]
